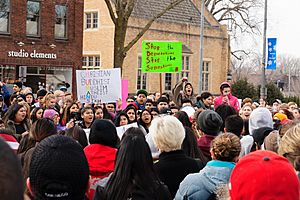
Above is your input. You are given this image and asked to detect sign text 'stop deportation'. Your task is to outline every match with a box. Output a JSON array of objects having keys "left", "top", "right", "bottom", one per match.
[{"left": 142, "top": 41, "right": 182, "bottom": 73}]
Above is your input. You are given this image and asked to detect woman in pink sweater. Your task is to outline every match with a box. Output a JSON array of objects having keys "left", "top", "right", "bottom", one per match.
[{"left": 214, "top": 82, "right": 240, "bottom": 112}]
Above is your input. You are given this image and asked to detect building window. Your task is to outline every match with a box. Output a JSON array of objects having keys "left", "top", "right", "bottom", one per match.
[
  {"left": 55, "top": 5, "right": 67, "bottom": 39},
  {"left": 82, "top": 56, "right": 101, "bottom": 68},
  {"left": 0, "top": 0, "right": 10, "bottom": 33},
  {"left": 165, "top": 73, "right": 172, "bottom": 91},
  {"left": 176, "top": 55, "right": 190, "bottom": 82},
  {"left": 26, "top": 0, "right": 40, "bottom": 36},
  {"left": 202, "top": 61, "right": 210, "bottom": 91},
  {"left": 85, "top": 12, "right": 98, "bottom": 29},
  {"left": 137, "top": 56, "right": 147, "bottom": 90}
]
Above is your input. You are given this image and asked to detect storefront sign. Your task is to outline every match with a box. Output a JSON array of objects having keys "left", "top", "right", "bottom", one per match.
[
  {"left": 7, "top": 49, "right": 57, "bottom": 59},
  {"left": 76, "top": 69, "right": 121, "bottom": 103},
  {"left": 142, "top": 41, "right": 182, "bottom": 73}
]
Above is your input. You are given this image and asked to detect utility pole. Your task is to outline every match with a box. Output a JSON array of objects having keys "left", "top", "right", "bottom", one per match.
[
  {"left": 260, "top": 0, "right": 267, "bottom": 99},
  {"left": 198, "top": 0, "right": 205, "bottom": 95}
]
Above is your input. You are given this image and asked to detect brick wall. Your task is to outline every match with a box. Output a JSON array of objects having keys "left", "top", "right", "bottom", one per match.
[{"left": 0, "top": 0, "right": 84, "bottom": 93}]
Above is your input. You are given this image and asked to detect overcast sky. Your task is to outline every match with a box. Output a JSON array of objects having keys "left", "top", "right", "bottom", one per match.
[
  {"left": 268, "top": 0, "right": 300, "bottom": 57},
  {"left": 232, "top": 0, "right": 300, "bottom": 58}
]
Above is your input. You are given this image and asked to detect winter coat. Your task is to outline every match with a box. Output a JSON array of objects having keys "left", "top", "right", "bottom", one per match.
[
  {"left": 214, "top": 82, "right": 240, "bottom": 111},
  {"left": 196, "top": 99, "right": 212, "bottom": 110},
  {"left": 175, "top": 160, "right": 236, "bottom": 200},
  {"left": 154, "top": 150, "right": 205, "bottom": 198},
  {"left": 172, "top": 81, "right": 197, "bottom": 107},
  {"left": 197, "top": 135, "right": 217, "bottom": 161},
  {"left": 84, "top": 144, "right": 117, "bottom": 200},
  {"left": 6, "top": 119, "right": 31, "bottom": 142},
  {"left": 93, "top": 181, "right": 172, "bottom": 200},
  {"left": 214, "top": 94, "right": 240, "bottom": 112}
]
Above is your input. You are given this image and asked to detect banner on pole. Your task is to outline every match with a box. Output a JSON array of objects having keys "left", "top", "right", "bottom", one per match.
[
  {"left": 266, "top": 38, "right": 277, "bottom": 70},
  {"left": 142, "top": 41, "right": 182, "bottom": 73},
  {"left": 76, "top": 69, "right": 121, "bottom": 103}
]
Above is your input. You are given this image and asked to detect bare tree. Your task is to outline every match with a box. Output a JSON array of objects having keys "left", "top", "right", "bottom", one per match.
[
  {"left": 204, "top": 0, "right": 263, "bottom": 36},
  {"left": 231, "top": 51, "right": 261, "bottom": 81},
  {"left": 104, "top": 0, "right": 185, "bottom": 70}
]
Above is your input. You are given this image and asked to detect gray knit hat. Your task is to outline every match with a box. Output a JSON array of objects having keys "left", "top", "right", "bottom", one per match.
[{"left": 197, "top": 110, "right": 223, "bottom": 135}]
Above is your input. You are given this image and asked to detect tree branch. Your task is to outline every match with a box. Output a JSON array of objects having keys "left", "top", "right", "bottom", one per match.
[
  {"left": 104, "top": 0, "right": 116, "bottom": 24},
  {"left": 124, "top": 0, "right": 184, "bottom": 53}
]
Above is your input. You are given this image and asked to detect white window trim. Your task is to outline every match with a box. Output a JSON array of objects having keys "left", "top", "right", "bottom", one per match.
[
  {"left": 84, "top": 10, "right": 99, "bottom": 31},
  {"left": 82, "top": 54, "right": 102, "bottom": 69},
  {"left": 202, "top": 58, "right": 213, "bottom": 92},
  {"left": 136, "top": 54, "right": 147, "bottom": 90}
]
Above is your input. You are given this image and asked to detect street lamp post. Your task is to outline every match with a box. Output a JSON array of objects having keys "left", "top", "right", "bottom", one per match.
[
  {"left": 198, "top": 0, "right": 205, "bottom": 95},
  {"left": 261, "top": 0, "right": 268, "bottom": 99}
]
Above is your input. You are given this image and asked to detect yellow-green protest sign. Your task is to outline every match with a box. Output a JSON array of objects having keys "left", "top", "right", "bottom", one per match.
[{"left": 142, "top": 41, "right": 182, "bottom": 73}]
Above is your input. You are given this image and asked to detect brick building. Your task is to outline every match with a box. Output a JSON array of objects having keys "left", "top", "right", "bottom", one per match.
[
  {"left": 0, "top": 0, "right": 84, "bottom": 93},
  {"left": 83, "top": 0, "right": 230, "bottom": 95}
]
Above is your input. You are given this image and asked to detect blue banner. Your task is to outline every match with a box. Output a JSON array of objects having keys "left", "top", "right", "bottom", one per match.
[{"left": 266, "top": 38, "right": 277, "bottom": 70}]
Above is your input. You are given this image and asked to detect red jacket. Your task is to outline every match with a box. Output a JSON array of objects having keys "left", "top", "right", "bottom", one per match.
[{"left": 84, "top": 144, "right": 117, "bottom": 200}]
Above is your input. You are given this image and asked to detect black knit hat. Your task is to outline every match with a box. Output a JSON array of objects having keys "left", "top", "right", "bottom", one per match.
[
  {"left": 36, "top": 89, "right": 48, "bottom": 98},
  {"left": 29, "top": 135, "right": 89, "bottom": 200},
  {"left": 136, "top": 89, "right": 148, "bottom": 97},
  {"left": 197, "top": 110, "right": 223, "bottom": 135},
  {"left": 89, "top": 119, "right": 119, "bottom": 148},
  {"left": 14, "top": 81, "right": 22, "bottom": 89},
  {"left": 157, "top": 97, "right": 169, "bottom": 104}
]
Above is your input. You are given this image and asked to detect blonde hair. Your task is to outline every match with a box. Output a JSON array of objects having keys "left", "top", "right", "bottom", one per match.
[
  {"left": 211, "top": 133, "right": 241, "bottom": 162},
  {"left": 278, "top": 123, "right": 300, "bottom": 166},
  {"left": 42, "top": 93, "right": 56, "bottom": 108},
  {"left": 150, "top": 115, "right": 185, "bottom": 152}
]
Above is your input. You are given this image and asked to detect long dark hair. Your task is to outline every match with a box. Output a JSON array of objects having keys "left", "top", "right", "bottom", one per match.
[
  {"left": 137, "top": 109, "right": 153, "bottom": 133},
  {"left": 3, "top": 103, "right": 27, "bottom": 123},
  {"left": 30, "top": 107, "right": 44, "bottom": 124},
  {"left": 182, "top": 127, "right": 207, "bottom": 162},
  {"left": 63, "top": 125, "right": 88, "bottom": 148},
  {"left": 124, "top": 105, "right": 137, "bottom": 123},
  {"left": 104, "top": 133, "right": 162, "bottom": 200},
  {"left": 114, "top": 112, "right": 129, "bottom": 127},
  {"left": 174, "top": 111, "right": 192, "bottom": 128}
]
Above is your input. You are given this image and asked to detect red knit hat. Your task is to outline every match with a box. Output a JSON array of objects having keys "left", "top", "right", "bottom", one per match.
[{"left": 229, "top": 150, "right": 300, "bottom": 200}]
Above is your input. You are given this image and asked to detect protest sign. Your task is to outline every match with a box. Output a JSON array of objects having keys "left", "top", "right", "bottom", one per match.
[
  {"left": 116, "top": 122, "right": 139, "bottom": 139},
  {"left": 121, "top": 80, "right": 128, "bottom": 109},
  {"left": 76, "top": 69, "right": 121, "bottom": 103},
  {"left": 142, "top": 41, "right": 182, "bottom": 73}
]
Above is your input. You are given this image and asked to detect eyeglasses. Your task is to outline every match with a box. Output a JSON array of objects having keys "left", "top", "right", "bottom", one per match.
[{"left": 142, "top": 112, "right": 151, "bottom": 117}]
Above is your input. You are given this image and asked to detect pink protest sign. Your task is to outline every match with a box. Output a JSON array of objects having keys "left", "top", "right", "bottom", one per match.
[{"left": 122, "top": 80, "right": 128, "bottom": 109}]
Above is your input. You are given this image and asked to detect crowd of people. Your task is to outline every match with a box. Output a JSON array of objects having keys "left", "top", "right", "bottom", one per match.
[{"left": 0, "top": 78, "right": 299, "bottom": 200}]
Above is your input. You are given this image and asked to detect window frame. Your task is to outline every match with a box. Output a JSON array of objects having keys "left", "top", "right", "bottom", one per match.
[
  {"left": 164, "top": 73, "right": 172, "bottom": 91},
  {"left": 202, "top": 61, "right": 211, "bottom": 92},
  {"left": 0, "top": 0, "right": 10, "bottom": 34},
  {"left": 26, "top": 0, "right": 41, "bottom": 37},
  {"left": 85, "top": 11, "right": 98, "bottom": 30},
  {"left": 176, "top": 55, "right": 191, "bottom": 82},
  {"left": 82, "top": 55, "right": 101, "bottom": 69},
  {"left": 55, "top": 4, "right": 68, "bottom": 39},
  {"left": 137, "top": 56, "right": 147, "bottom": 90}
]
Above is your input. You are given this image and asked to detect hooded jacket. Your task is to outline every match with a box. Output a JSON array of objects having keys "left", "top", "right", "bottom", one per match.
[
  {"left": 175, "top": 160, "right": 235, "bottom": 200},
  {"left": 84, "top": 144, "right": 117, "bottom": 199},
  {"left": 214, "top": 82, "right": 240, "bottom": 112},
  {"left": 172, "top": 80, "right": 197, "bottom": 107}
]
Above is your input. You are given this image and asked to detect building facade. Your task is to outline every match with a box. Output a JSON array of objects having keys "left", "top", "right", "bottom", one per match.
[
  {"left": 0, "top": 0, "right": 84, "bottom": 93},
  {"left": 83, "top": 0, "right": 230, "bottom": 95}
]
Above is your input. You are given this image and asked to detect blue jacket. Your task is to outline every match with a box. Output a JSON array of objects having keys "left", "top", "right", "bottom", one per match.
[{"left": 175, "top": 160, "right": 235, "bottom": 200}]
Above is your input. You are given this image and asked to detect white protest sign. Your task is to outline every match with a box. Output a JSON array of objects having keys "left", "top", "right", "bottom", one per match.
[
  {"left": 116, "top": 122, "right": 139, "bottom": 139},
  {"left": 76, "top": 69, "right": 121, "bottom": 103}
]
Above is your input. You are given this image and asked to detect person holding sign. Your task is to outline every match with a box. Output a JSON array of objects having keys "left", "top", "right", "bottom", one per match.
[{"left": 172, "top": 78, "right": 197, "bottom": 107}]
